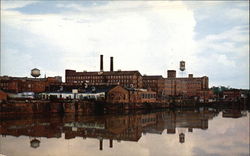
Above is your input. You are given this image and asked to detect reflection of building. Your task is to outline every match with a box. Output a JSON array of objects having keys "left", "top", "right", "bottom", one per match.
[
  {"left": 30, "top": 138, "right": 41, "bottom": 148},
  {"left": 0, "top": 108, "right": 220, "bottom": 149},
  {"left": 222, "top": 109, "right": 244, "bottom": 118},
  {"left": 179, "top": 133, "right": 185, "bottom": 143}
]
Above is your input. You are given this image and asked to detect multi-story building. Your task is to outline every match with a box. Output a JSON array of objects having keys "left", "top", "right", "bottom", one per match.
[
  {"left": 127, "top": 88, "right": 157, "bottom": 103},
  {"left": 65, "top": 70, "right": 143, "bottom": 88},
  {"left": 164, "top": 70, "right": 209, "bottom": 97},
  {"left": 142, "top": 75, "right": 165, "bottom": 98},
  {"left": 65, "top": 55, "right": 143, "bottom": 88},
  {"left": 0, "top": 76, "right": 62, "bottom": 93}
]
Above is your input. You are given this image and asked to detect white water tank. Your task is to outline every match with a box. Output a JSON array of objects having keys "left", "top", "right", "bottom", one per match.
[
  {"left": 180, "top": 61, "right": 185, "bottom": 71},
  {"left": 31, "top": 68, "right": 41, "bottom": 78}
]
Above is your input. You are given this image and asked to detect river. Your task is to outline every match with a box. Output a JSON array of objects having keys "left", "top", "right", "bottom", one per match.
[{"left": 0, "top": 108, "right": 249, "bottom": 156}]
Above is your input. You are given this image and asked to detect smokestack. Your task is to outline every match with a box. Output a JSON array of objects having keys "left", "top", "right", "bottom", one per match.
[
  {"left": 167, "top": 70, "right": 176, "bottom": 78},
  {"left": 100, "top": 55, "right": 103, "bottom": 71},
  {"left": 110, "top": 56, "right": 113, "bottom": 72},
  {"left": 188, "top": 74, "right": 193, "bottom": 78}
]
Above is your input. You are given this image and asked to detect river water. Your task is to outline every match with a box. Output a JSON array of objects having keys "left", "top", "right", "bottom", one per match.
[{"left": 0, "top": 108, "right": 249, "bottom": 156}]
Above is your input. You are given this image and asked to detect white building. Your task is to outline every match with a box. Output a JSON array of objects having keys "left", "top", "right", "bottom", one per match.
[{"left": 40, "top": 90, "right": 105, "bottom": 100}]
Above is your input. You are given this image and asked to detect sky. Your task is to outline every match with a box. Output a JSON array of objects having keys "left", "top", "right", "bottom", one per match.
[{"left": 0, "top": 1, "right": 249, "bottom": 89}]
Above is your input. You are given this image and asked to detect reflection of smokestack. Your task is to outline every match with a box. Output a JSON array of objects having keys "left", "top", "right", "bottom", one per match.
[
  {"left": 110, "top": 56, "right": 113, "bottom": 72},
  {"left": 100, "top": 55, "right": 103, "bottom": 71},
  {"left": 99, "top": 139, "right": 103, "bottom": 150},
  {"left": 109, "top": 139, "right": 113, "bottom": 148}
]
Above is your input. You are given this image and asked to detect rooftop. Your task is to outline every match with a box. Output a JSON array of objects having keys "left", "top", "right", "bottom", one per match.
[{"left": 66, "top": 70, "right": 142, "bottom": 76}]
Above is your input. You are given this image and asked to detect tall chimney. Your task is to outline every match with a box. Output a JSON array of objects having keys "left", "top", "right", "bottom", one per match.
[
  {"left": 110, "top": 56, "right": 113, "bottom": 72},
  {"left": 100, "top": 55, "right": 103, "bottom": 71},
  {"left": 167, "top": 70, "right": 176, "bottom": 78}
]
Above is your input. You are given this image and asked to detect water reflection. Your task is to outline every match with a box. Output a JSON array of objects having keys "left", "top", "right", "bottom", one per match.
[{"left": 0, "top": 108, "right": 249, "bottom": 156}]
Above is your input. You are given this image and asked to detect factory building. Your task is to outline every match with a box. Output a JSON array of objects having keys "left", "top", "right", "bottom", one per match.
[
  {"left": 46, "top": 83, "right": 156, "bottom": 103},
  {"left": 142, "top": 75, "right": 165, "bottom": 98},
  {"left": 164, "top": 70, "right": 209, "bottom": 97},
  {"left": 0, "top": 76, "right": 62, "bottom": 93},
  {"left": 65, "top": 55, "right": 210, "bottom": 99},
  {"left": 65, "top": 55, "right": 143, "bottom": 88}
]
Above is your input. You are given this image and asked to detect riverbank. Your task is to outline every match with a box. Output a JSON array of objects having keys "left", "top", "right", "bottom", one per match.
[{"left": 0, "top": 99, "right": 248, "bottom": 115}]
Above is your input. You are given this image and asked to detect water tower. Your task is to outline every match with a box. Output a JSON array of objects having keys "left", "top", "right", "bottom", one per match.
[
  {"left": 31, "top": 68, "right": 41, "bottom": 78},
  {"left": 179, "top": 61, "right": 185, "bottom": 77}
]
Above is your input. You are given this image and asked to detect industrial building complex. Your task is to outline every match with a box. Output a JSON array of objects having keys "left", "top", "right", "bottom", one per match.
[{"left": 0, "top": 54, "right": 248, "bottom": 110}]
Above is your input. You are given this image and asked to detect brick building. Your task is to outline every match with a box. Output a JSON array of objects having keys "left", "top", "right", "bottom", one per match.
[
  {"left": 127, "top": 88, "right": 157, "bottom": 103},
  {"left": 164, "top": 70, "right": 209, "bottom": 97},
  {"left": 223, "top": 89, "right": 243, "bottom": 101},
  {"left": 0, "top": 90, "right": 7, "bottom": 102},
  {"left": 65, "top": 55, "right": 143, "bottom": 88},
  {"left": 106, "top": 86, "right": 130, "bottom": 103},
  {"left": 142, "top": 75, "right": 165, "bottom": 98},
  {"left": 46, "top": 83, "right": 156, "bottom": 103},
  {"left": 0, "top": 76, "right": 62, "bottom": 93},
  {"left": 65, "top": 70, "right": 143, "bottom": 88}
]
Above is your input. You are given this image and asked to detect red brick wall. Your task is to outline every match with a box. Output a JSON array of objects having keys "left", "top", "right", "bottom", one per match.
[
  {"left": 0, "top": 90, "right": 7, "bottom": 101},
  {"left": 106, "top": 86, "right": 129, "bottom": 103}
]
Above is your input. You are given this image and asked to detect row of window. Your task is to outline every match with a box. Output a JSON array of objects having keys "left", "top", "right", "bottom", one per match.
[
  {"left": 165, "top": 80, "right": 201, "bottom": 84},
  {"left": 141, "top": 118, "right": 156, "bottom": 123},
  {"left": 67, "top": 75, "right": 135, "bottom": 80},
  {"left": 0, "top": 83, "right": 8, "bottom": 87},
  {"left": 70, "top": 79, "right": 135, "bottom": 84},
  {"left": 143, "top": 80, "right": 157, "bottom": 83}
]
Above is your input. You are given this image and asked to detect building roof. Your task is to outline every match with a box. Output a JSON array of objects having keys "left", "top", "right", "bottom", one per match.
[
  {"left": 84, "top": 85, "right": 119, "bottom": 93},
  {"left": 164, "top": 77, "right": 207, "bottom": 80},
  {"left": 66, "top": 70, "right": 142, "bottom": 76},
  {"left": 142, "top": 75, "right": 163, "bottom": 80},
  {"left": 46, "top": 84, "right": 121, "bottom": 93},
  {"left": 0, "top": 76, "right": 61, "bottom": 82}
]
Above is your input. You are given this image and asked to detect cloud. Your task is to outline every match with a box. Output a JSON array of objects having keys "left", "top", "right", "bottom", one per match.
[
  {"left": 204, "top": 26, "right": 248, "bottom": 43},
  {"left": 0, "top": 0, "right": 37, "bottom": 10},
  {"left": 185, "top": 1, "right": 249, "bottom": 22},
  {"left": 1, "top": 1, "right": 196, "bottom": 77},
  {"left": 192, "top": 25, "right": 249, "bottom": 88}
]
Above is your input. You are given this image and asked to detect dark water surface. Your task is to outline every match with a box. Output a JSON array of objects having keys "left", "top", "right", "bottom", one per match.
[{"left": 0, "top": 108, "right": 249, "bottom": 156}]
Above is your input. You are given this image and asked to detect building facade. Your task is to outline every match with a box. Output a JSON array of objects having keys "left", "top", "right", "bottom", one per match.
[
  {"left": 164, "top": 70, "right": 209, "bottom": 97},
  {"left": 106, "top": 86, "right": 130, "bottom": 103},
  {"left": 128, "top": 88, "right": 157, "bottom": 103},
  {"left": 65, "top": 70, "right": 143, "bottom": 88},
  {"left": 142, "top": 75, "right": 165, "bottom": 98},
  {"left": 0, "top": 90, "right": 7, "bottom": 102},
  {"left": 0, "top": 76, "right": 62, "bottom": 93}
]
